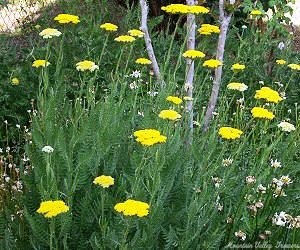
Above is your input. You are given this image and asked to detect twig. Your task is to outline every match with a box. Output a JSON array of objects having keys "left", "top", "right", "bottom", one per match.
[
  {"left": 139, "top": 0, "right": 161, "bottom": 81},
  {"left": 185, "top": 0, "right": 196, "bottom": 146},
  {"left": 202, "top": 0, "right": 235, "bottom": 132}
]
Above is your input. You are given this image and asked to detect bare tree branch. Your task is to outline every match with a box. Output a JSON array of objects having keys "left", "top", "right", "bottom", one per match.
[
  {"left": 185, "top": 0, "right": 196, "bottom": 146},
  {"left": 139, "top": 0, "right": 161, "bottom": 81},
  {"left": 202, "top": 0, "right": 235, "bottom": 132}
]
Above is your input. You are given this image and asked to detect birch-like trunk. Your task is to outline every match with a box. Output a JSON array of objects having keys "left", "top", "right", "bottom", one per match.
[
  {"left": 202, "top": 0, "right": 234, "bottom": 132},
  {"left": 139, "top": 0, "right": 161, "bottom": 81},
  {"left": 185, "top": 0, "right": 196, "bottom": 146}
]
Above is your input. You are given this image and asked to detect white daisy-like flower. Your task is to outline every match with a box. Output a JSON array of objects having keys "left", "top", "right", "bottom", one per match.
[
  {"left": 270, "top": 159, "right": 282, "bottom": 168},
  {"left": 278, "top": 121, "right": 296, "bottom": 132},
  {"left": 42, "top": 145, "right": 54, "bottom": 153}
]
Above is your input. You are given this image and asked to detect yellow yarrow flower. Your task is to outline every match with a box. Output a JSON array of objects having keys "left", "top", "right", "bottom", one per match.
[
  {"left": 37, "top": 200, "right": 69, "bottom": 218},
  {"left": 218, "top": 127, "right": 243, "bottom": 140},
  {"left": 198, "top": 24, "right": 220, "bottom": 35},
  {"left": 158, "top": 110, "right": 182, "bottom": 121},
  {"left": 182, "top": 49, "right": 205, "bottom": 59},
  {"left": 133, "top": 129, "right": 167, "bottom": 146},
  {"left": 11, "top": 77, "right": 20, "bottom": 85},
  {"left": 251, "top": 107, "right": 275, "bottom": 120},
  {"left": 227, "top": 82, "right": 248, "bottom": 92},
  {"left": 231, "top": 63, "right": 245, "bottom": 71},
  {"left": 39, "top": 28, "right": 61, "bottom": 39},
  {"left": 93, "top": 175, "right": 114, "bottom": 188},
  {"left": 76, "top": 60, "right": 99, "bottom": 72},
  {"left": 287, "top": 63, "right": 300, "bottom": 71},
  {"left": 114, "top": 199, "right": 150, "bottom": 217},
  {"left": 135, "top": 58, "right": 152, "bottom": 65},
  {"left": 100, "top": 22, "right": 118, "bottom": 31},
  {"left": 254, "top": 87, "right": 283, "bottom": 103},
  {"left": 161, "top": 4, "right": 209, "bottom": 15},
  {"left": 203, "top": 59, "right": 222, "bottom": 68},
  {"left": 54, "top": 13, "right": 80, "bottom": 24},
  {"left": 250, "top": 10, "right": 263, "bottom": 15},
  {"left": 114, "top": 35, "right": 136, "bottom": 43},
  {"left": 276, "top": 59, "right": 286, "bottom": 65},
  {"left": 166, "top": 96, "right": 183, "bottom": 105},
  {"left": 32, "top": 60, "right": 50, "bottom": 68},
  {"left": 128, "top": 29, "right": 144, "bottom": 37}
]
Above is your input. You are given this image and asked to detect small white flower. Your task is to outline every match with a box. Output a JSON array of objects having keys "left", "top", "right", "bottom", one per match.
[
  {"left": 129, "top": 81, "right": 138, "bottom": 90},
  {"left": 42, "top": 145, "right": 54, "bottom": 153},
  {"left": 258, "top": 80, "right": 264, "bottom": 85},
  {"left": 278, "top": 121, "right": 296, "bottom": 132},
  {"left": 272, "top": 212, "right": 292, "bottom": 227},
  {"left": 270, "top": 159, "right": 282, "bottom": 168},
  {"left": 193, "top": 121, "right": 200, "bottom": 126},
  {"left": 147, "top": 91, "right": 158, "bottom": 97},
  {"left": 6, "top": 147, "right": 10, "bottom": 153},
  {"left": 257, "top": 184, "right": 267, "bottom": 194},
  {"left": 5, "top": 176, "right": 10, "bottom": 183},
  {"left": 0, "top": 148, "right": 2, "bottom": 153},
  {"left": 280, "top": 175, "right": 293, "bottom": 186},
  {"left": 137, "top": 111, "right": 144, "bottom": 117},
  {"left": 242, "top": 25, "right": 247, "bottom": 29},
  {"left": 16, "top": 124, "right": 20, "bottom": 129},
  {"left": 278, "top": 42, "right": 285, "bottom": 50},
  {"left": 222, "top": 157, "right": 233, "bottom": 167},
  {"left": 4, "top": 120, "right": 8, "bottom": 125},
  {"left": 246, "top": 176, "right": 256, "bottom": 185},
  {"left": 235, "top": 230, "right": 246, "bottom": 241},
  {"left": 130, "top": 70, "right": 141, "bottom": 78}
]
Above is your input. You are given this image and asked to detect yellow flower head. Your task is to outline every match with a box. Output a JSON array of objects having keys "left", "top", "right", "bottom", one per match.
[
  {"left": 114, "top": 199, "right": 150, "bottom": 217},
  {"left": 39, "top": 28, "right": 62, "bottom": 39},
  {"left": 11, "top": 77, "right": 20, "bottom": 85},
  {"left": 93, "top": 175, "right": 114, "bottom": 188},
  {"left": 32, "top": 60, "right": 50, "bottom": 68},
  {"left": 100, "top": 22, "right": 118, "bottom": 31},
  {"left": 187, "top": 5, "right": 209, "bottom": 14},
  {"left": 218, "top": 127, "right": 243, "bottom": 140},
  {"left": 128, "top": 29, "right": 145, "bottom": 37},
  {"left": 203, "top": 59, "right": 222, "bottom": 68},
  {"left": 133, "top": 129, "right": 167, "bottom": 146},
  {"left": 254, "top": 87, "right": 283, "bottom": 103},
  {"left": 198, "top": 24, "right": 220, "bottom": 35},
  {"left": 251, "top": 107, "right": 275, "bottom": 120},
  {"left": 54, "top": 14, "right": 80, "bottom": 24},
  {"left": 114, "top": 35, "right": 136, "bottom": 43},
  {"left": 231, "top": 63, "right": 245, "bottom": 71},
  {"left": 76, "top": 60, "right": 99, "bottom": 72},
  {"left": 161, "top": 4, "right": 209, "bottom": 15},
  {"left": 276, "top": 59, "right": 286, "bottom": 65},
  {"left": 227, "top": 82, "right": 248, "bottom": 92},
  {"left": 250, "top": 10, "right": 263, "bottom": 15},
  {"left": 37, "top": 200, "right": 69, "bottom": 218},
  {"left": 166, "top": 96, "right": 183, "bottom": 105},
  {"left": 158, "top": 110, "right": 182, "bottom": 121},
  {"left": 135, "top": 58, "right": 152, "bottom": 65},
  {"left": 287, "top": 63, "right": 300, "bottom": 71},
  {"left": 182, "top": 49, "right": 205, "bottom": 59}
]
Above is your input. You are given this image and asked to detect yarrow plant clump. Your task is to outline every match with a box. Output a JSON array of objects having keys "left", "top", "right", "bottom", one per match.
[
  {"left": 287, "top": 63, "right": 300, "bottom": 71},
  {"left": 227, "top": 82, "right": 248, "bottom": 92},
  {"left": 254, "top": 87, "right": 283, "bottom": 103},
  {"left": 100, "top": 22, "right": 118, "bottom": 31},
  {"left": 37, "top": 200, "right": 69, "bottom": 218},
  {"left": 39, "top": 28, "right": 62, "bottom": 39},
  {"left": 251, "top": 107, "right": 275, "bottom": 120},
  {"left": 11, "top": 77, "right": 20, "bottom": 85},
  {"left": 276, "top": 59, "right": 286, "bottom": 65},
  {"left": 158, "top": 110, "right": 182, "bottom": 121},
  {"left": 250, "top": 10, "right": 263, "bottom": 16},
  {"left": 54, "top": 13, "right": 80, "bottom": 24},
  {"left": 32, "top": 60, "right": 50, "bottom": 68},
  {"left": 218, "top": 127, "right": 243, "bottom": 140},
  {"left": 133, "top": 129, "right": 167, "bottom": 146},
  {"left": 114, "top": 199, "right": 150, "bottom": 217},
  {"left": 93, "top": 175, "right": 114, "bottom": 188},
  {"left": 75, "top": 60, "right": 99, "bottom": 72},
  {"left": 182, "top": 50, "right": 205, "bottom": 59}
]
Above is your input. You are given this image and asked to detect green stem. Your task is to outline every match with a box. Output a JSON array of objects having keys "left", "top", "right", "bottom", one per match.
[
  {"left": 115, "top": 47, "right": 124, "bottom": 75},
  {"left": 99, "top": 34, "right": 109, "bottom": 63}
]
